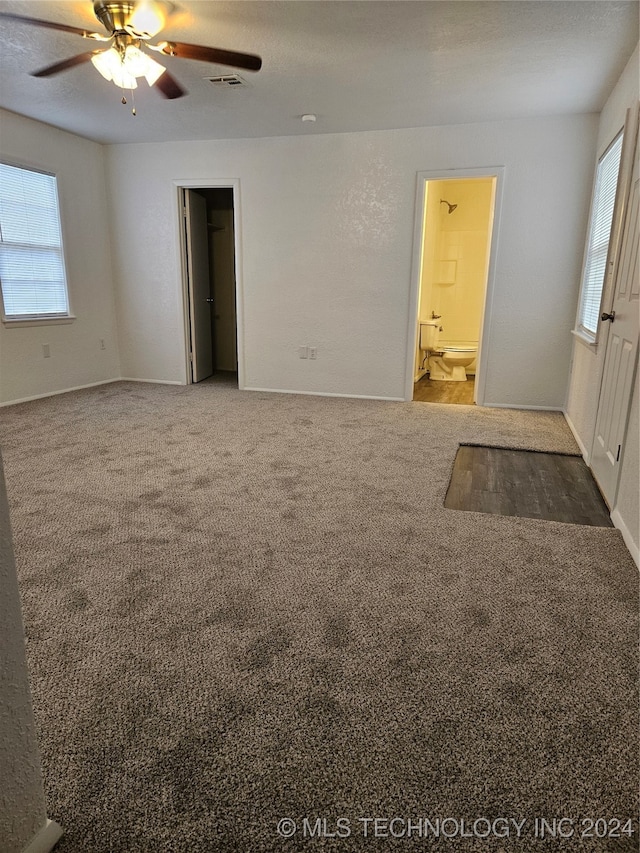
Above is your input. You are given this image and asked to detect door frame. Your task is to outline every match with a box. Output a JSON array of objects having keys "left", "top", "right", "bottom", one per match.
[
  {"left": 173, "top": 178, "right": 244, "bottom": 387},
  {"left": 404, "top": 166, "right": 505, "bottom": 404}
]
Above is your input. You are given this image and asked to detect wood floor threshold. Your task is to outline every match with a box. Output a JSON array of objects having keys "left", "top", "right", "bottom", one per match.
[
  {"left": 445, "top": 445, "right": 613, "bottom": 527},
  {"left": 461, "top": 442, "right": 582, "bottom": 457}
]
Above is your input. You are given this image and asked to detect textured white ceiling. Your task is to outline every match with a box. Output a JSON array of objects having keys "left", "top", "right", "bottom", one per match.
[{"left": 0, "top": 0, "right": 637, "bottom": 144}]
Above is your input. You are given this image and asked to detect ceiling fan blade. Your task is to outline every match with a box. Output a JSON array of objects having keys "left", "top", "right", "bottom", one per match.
[
  {"left": 154, "top": 69, "right": 186, "bottom": 99},
  {"left": 31, "top": 53, "right": 97, "bottom": 78},
  {"left": 159, "top": 41, "right": 262, "bottom": 71},
  {"left": 0, "top": 12, "right": 105, "bottom": 40}
]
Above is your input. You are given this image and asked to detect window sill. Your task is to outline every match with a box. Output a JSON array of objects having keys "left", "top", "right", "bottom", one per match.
[
  {"left": 571, "top": 328, "right": 598, "bottom": 352},
  {"left": 2, "top": 315, "right": 76, "bottom": 328}
]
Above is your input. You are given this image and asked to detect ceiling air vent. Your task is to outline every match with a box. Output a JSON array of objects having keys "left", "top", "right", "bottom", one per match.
[{"left": 205, "top": 74, "right": 246, "bottom": 86}]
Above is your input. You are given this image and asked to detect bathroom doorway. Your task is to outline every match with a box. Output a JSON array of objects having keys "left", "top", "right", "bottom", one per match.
[{"left": 407, "top": 170, "right": 501, "bottom": 405}]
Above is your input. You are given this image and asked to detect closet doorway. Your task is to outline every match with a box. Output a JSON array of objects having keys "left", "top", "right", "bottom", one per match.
[{"left": 179, "top": 183, "right": 240, "bottom": 385}]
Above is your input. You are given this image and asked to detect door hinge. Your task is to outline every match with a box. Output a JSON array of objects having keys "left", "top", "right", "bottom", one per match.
[
  {"left": 616, "top": 444, "right": 621, "bottom": 462},
  {"left": 183, "top": 206, "right": 187, "bottom": 218},
  {"left": 189, "top": 351, "right": 193, "bottom": 362}
]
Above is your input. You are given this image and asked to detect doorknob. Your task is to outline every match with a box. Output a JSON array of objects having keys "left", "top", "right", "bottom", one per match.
[{"left": 601, "top": 311, "right": 615, "bottom": 322}]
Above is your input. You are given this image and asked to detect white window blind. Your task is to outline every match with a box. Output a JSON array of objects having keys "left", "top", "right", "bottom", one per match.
[
  {"left": 0, "top": 163, "right": 70, "bottom": 319},
  {"left": 577, "top": 131, "right": 624, "bottom": 337}
]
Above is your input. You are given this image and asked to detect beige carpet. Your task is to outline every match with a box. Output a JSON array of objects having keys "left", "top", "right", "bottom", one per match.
[{"left": 0, "top": 379, "right": 637, "bottom": 852}]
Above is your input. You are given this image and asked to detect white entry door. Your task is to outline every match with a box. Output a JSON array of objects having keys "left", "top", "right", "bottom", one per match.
[
  {"left": 184, "top": 189, "right": 214, "bottom": 383},
  {"left": 591, "top": 133, "right": 639, "bottom": 505}
]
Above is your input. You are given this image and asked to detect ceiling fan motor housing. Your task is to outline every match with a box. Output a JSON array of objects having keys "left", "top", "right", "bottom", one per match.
[{"left": 93, "top": 1, "right": 137, "bottom": 35}]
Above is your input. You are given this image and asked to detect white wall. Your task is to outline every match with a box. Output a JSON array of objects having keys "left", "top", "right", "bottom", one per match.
[
  {"left": 105, "top": 113, "right": 597, "bottom": 406},
  {"left": 565, "top": 45, "right": 639, "bottom": 563},
  {"left": 0, "top": 110, "right": 120, "bottom": 405},
  {"left": 0, "top": 453, "right": 62, "bottom": 852}
]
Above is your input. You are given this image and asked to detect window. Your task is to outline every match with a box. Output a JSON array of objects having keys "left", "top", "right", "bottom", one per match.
[
  {"left": 575, "top": 130, "right": 624, "bottom": 340},
  {"left": 0, "top": 163, "right": 70, "bottom": 321}
]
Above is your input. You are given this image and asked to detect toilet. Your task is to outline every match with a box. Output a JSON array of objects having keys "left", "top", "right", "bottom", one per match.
[{"left": 419, "top": 321, "right": 477, "bottom": 382}]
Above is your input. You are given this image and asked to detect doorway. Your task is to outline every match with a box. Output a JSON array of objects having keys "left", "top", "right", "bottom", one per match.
[
  {"left": 179, "top": 184, "right": 239, "bottom": 385},
  {"left": 406, "top": 168, "right": 503, "bottom": 405}
]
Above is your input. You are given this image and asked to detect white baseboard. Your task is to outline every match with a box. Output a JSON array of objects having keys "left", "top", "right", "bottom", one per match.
[
  {"left": 563, "top": 413, "right": 637, "bottom": 568},
  {"left": 1, "top": 377, "right": 188, "bottom": 407},
  {"left": 21, "top": 819, "right": 63, "bottom": 853},
  {"left": 242, "top": 386, "right": 404, "bottom": 402},
  {"left": 480, "top": 402, "right": 564, "bottom": 412},
  {"left": 563, "top": 411, "right": 590, "bottom": 462},
  {"left": 0, "top": 379, "right": 118, "bottom": 407},
  {"left": 120, "top": 377, "right": 184, "bottom": 386},
  {"left": 611, "top": 508, "right": 640, "bottom": 570}
]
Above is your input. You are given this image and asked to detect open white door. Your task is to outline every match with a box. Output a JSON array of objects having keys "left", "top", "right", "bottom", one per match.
[
  {"left": 184, "top": 189, "right": 213, "bottom": 383},
  {"left": 591, "top": 125, "right": 639, "bottom": 505}
]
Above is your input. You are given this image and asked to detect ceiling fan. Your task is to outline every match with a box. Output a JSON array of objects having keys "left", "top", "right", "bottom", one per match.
[{"left": 0, "top": 1, "right": 262, "bottom": 102}]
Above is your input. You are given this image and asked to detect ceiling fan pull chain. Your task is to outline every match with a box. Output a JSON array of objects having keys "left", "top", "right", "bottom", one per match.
[{"left": 120, "top": 88, "right": 137, "bottom": 116}]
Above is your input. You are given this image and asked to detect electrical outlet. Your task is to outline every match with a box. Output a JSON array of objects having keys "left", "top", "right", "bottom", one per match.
[
  {"left": 299, "top": 346, "right": 308, "bottom": 359},
  {"left": 309, "top": 347, "right": 317, "bottom": 360},
  {"left": 42, "top": 344, "right": 50, "bottom": 358}
]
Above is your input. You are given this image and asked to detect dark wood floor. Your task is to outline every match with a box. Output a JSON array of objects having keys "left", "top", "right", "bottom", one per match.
[
  {"left": 444, "top": 445, "right": 613, "bottom": 527},
  {"left": 413, "top": 376, "right": 475, "bottom": 404}
]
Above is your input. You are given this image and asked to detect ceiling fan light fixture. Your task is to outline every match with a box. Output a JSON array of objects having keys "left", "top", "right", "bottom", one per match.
[
  {"left": 91, "top": 46, "right": 125, "bottom": 81},
  {"left": 124, "top": 45, "right": 166, "bottom": 84},
  {"left": 91, "top": 44, "right": 165, "bottom": 88},
  {"left": 141, "top": 57, "right": 166, "bottom": 86}
]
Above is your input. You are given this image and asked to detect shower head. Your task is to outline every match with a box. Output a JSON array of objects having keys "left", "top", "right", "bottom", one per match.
[{"left": 440, "top": 199, "right": 458, "bottom": 214}]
